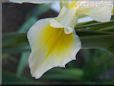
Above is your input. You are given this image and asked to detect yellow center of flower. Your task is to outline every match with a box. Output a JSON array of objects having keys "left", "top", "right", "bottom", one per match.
[{"left": 39, "top": 25, "right": 75, "bottom": 58}]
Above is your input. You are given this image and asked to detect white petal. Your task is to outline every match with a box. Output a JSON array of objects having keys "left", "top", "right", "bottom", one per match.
[
  {"left": 49, "top": 19, "right": 64, "bottom": 28},
  {"left": 9, "top": 0, "right": 53, "bottom": 4},
  {"left": 49, "top": 19, "right": 75, "bottom": 34},
  {"left": 27, "top": 18, "right": 81, "bottom": 79},
  {"left": 27, "top": 18, "right": 50, "bottom": 49},
  {"left": 56, "top": 6, "right": 77, "bottom": 27},
  {"left": 49, "top": 6, "right": 78, "bottom": 34},
  {"left": 64, "top": 26, "right": 74, "bottom": 34},
  {"left": 88, "top": 6, "right": 113, "bottom": 22},
  {"left": 78, "top": 0, "right": 113, "bottom": 22}
]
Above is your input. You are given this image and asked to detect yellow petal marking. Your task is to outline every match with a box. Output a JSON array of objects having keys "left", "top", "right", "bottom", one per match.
[
  {"left": 28, "top": 19, "right": 81, "bottom": 78},
  {"left": 38, "top": 25, "right": 75, "bottom": 60},
  {"left": 66, "top": 0, "right": 77, "bottom": 9}
]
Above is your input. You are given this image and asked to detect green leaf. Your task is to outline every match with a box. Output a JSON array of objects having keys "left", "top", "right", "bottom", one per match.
[
  {"left": 76, "top": 15, "right": 114, "bottom": 32},
  {"left": 76, "top": 20, "right": 114, "bottom": 31},
  {"left": 77, "top": 31, "right": 114, "bottom": 51},
  {"left": 41, "top": 68, "right": 84, "bottom": 81},
  {"left": 2, "top": 33, "right": 30, "bottom": 53},
  {"left": 83, "top": 49, "right": 114, "bottom": 81},
  {"left": 18, "top": 4, "right": 50, "bottom": 33},
  {"left": 18, "top": 17, "right": 38, "bottom": 33},
  {"left": 16, "top": 52, "right": 30, "bottom": 77},
  {"left": 80, "top": 35, "right": 113, "bottom": 49},
  {"left": 2, "top": 33, "right": 28, "bottom": 48},
  {"left": 2, "top": 71, "right": 33, "bottom": 84}
]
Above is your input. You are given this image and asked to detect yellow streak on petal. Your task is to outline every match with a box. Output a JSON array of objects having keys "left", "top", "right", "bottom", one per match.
[
  {"left": 28, "top": 19, "right": 81, "bottom": 79},
  {"left": 39, "top": 25, "right": 75, "bottom": 60},
  {"left": 67, "top": 1, "right": 77, "bottom": 9}
]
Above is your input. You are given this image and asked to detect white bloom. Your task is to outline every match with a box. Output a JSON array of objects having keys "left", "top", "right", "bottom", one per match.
[
  {"left": 10, "top": 0, "right": 113, "bottom": 79},
  {"left": 27, "top": 18, "right": 81, "bottom": 78}
]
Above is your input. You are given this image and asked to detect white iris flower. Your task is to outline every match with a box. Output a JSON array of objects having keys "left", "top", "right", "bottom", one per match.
[{"left": 9, "top": 0, "right": 113, "bottom": 79}]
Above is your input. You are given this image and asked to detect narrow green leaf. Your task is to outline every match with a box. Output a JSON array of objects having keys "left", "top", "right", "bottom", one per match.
[
  {"left": 76, "top": 20, "right": 114, "bottom": 31},
  {"left": 76, "top": 15, "right": 114, "bottom": 32},
  {"left": 2, "top": 33, "right": 28, "bottom": 48},
  {"left": 2, "top": 71, "right": 33, "bottom": 84},
  {"left": 83, "top": 49, "right": 114, "bottom": 81},
  {"left": 2, "top": 33, "right": 30, "bottom": 53},
  {"left": 80, "top": 35, "right": 113, "bottom": 49},
  {"left": 16, "top": 52, "right": 30, "bottom": 77},
  {"left": 18, "top": 17, "right": 38, "bottom": 33},
  {"left": 41, "top": 68, "right": 83, "bottom": 81},
  {"left": 18, "top": 4, "right": 50, "bottom": 33}
]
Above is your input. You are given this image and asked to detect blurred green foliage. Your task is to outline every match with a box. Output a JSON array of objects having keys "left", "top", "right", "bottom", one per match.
[{"left": 2, "top": 3, "right": 114, "bottom": 85}]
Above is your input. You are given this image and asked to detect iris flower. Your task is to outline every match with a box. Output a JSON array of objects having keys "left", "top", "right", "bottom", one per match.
[{"left": 10, "top": 0, "right": 113, "bottom": 79}]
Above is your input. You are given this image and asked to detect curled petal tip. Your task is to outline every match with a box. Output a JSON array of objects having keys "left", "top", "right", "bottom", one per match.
[{"left": 49, "top": 19, "right": 63, "bottom": 28}]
